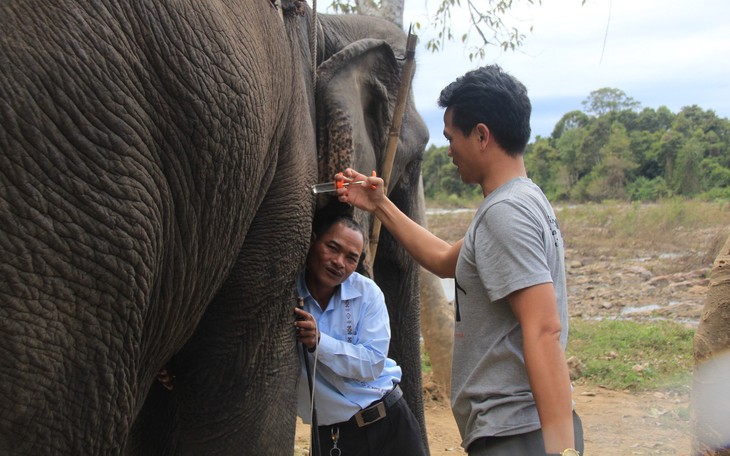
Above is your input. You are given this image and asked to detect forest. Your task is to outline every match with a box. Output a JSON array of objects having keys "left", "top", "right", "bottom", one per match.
[{"left": 422, "top": 88, "right": 730, "bottom": 203}]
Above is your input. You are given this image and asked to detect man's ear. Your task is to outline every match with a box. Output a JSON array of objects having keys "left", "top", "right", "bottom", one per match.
[{"left": 475, "top": 123, "right": 490, "bottom": 146}]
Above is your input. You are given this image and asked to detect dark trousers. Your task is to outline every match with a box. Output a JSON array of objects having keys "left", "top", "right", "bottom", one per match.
[
  {"left": 317, "top": 395, "right": 426, "bottom": 456},
  {"left": 467, "top": 411, "right": 584, "bottom": 456}
]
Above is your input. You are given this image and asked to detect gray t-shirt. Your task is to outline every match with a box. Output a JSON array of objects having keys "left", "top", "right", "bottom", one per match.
[{"left": 452, "top": 177, "right": 568, "bottom": 449}]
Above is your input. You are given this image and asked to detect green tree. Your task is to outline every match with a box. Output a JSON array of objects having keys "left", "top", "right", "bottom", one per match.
[
  {"left": 672, "top": 106, "right": 730, "bottom": 165},
  {"left": 657, "top": 129, "right": 685, "bottom": 184},
  {"left": 672, "top": 129, "right": 704, "bottom": 196},
  {"left": 554, "top": 124, "right": 589, "bottom": 189},
  {"left": 577, "top": 116, "right": 612, "bottom": 178},
  {"left": 626, "top": 176, "right": 672, "bottom": 201},
  {"left": 581, "top": 87, "right": 641, "bottom": 116},
  {"left": 421, "top": 145, "right": 479, "bottom": 199},
  {"left": 635, "top": 106, "right": 674, "bottom": 132},
  {"left": 629, "top": 130, "right": 663, "bottom": 179},
  {"left": 603, "top": 124, "right": 637, "bottom": 195},
  {"left": 701, "top": 157, "right": 730, "bottom": 192},
  {"left": 611, "top": 109, "right": 640, "bottom": 131},
  {"left": 525, "top": 137, "right": 558, "bottom": 195},
  {"left": 422, "top": 144, "right": 450, "bottom": 198},
  {"left": 584, "top": 123, "right": 637, "bottom": 201},
  {"left": 550, "top": 110, "right": 590, "bottom": 140},
  {"left": 672, "top": 105, "right": 719, "bottom": 136}
]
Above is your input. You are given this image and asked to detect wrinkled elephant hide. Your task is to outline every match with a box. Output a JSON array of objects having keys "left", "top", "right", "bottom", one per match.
[{"left": 0, "top": 1, "right": 429, "bottom": 455}]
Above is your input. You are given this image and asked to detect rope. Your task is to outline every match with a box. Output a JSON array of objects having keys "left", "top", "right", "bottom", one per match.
[
  {"left": 305, "top": 0, "right": 320, "bottom": 427},
  {"left": 299, "top": 297, "right": 321, "bottom": 456},
  {"left": 309, "top": 336, "right": 319, "bottom": 423},
  {"left": 310, "top": 0, "right": 319, "bottom": 94}
]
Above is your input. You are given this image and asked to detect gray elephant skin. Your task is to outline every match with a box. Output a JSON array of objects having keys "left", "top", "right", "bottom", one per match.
[{"left": 0, "top": 1, "right": 429, "bottom": 455}]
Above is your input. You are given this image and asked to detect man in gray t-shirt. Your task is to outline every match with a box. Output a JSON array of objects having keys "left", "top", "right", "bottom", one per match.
[
  {"left": 339, "top": 65, "right": 583, "bottom": 456},
  {"left": 453, "top": 176, "right": 568, "bottom": 448}
]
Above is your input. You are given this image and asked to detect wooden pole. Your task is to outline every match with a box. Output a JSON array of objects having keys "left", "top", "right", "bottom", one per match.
[{"left": 369, "top": 29, "right": 417, "bottom": 264}]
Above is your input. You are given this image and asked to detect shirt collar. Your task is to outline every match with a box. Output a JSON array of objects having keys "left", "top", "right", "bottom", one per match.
[
  {"left": 339, "top": 273, "right": 363, "bottom": 301},
  {"left": 296, "top": 270, "right": 363, "bottom": 303}
]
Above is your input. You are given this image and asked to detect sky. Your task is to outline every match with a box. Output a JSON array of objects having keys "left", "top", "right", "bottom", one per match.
[{"left": 402, "top": 0, "right": 730, "bottom": 147}]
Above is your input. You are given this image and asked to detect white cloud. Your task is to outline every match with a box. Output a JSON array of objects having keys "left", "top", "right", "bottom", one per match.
[{"left": 405, "top": 0, "right": 730, "bottom": 146}]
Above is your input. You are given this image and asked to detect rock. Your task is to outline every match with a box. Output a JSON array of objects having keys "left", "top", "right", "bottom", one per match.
[
  {"left": 423, "top": 380, "right": 445, "bottom": 402},
  {"left": 648, "top": 269, "right": 708, "bottom": 287},
  {"left": 569, "top": 260, "right": 584, "bottom": 269},
  {"left": 625, "top": 265, "right": 653, "bottom": 280},
  {"left": 567, "top": 356, "right": 585, "bottom": 380},
  {"left": 688, "top": 285, "right": 708, "bottom": 294}
]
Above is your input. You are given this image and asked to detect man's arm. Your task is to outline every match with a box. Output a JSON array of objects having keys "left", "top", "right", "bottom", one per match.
[
  {"left": 337, "top": 168, "right": 461, "bottom": 278},
  {"left": 294, "top": 296, "right": 390, "bottom": 382},
  {"left": 509, "top": 283, "right": 575, "bottom": 454}
]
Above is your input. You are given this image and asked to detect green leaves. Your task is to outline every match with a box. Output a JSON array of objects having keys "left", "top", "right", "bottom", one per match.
[
  {"left": 418, "top": 0, "right": 539, "bottom": 61},
  {"left": 526, "top": 89, "right": 730, "bottom": 202},
  {"left": 422, "top": 145, "right": 482, "bottom": 204},
  {"left": 581, "top": 88, "right": 642, "bottom": 116}
]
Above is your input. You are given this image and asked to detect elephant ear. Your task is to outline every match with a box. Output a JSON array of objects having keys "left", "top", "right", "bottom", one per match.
[{"left": 315, "top": 38, "right": 401, "bottom": 188}]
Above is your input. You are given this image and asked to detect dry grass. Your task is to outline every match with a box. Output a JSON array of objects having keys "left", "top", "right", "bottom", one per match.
[
  {"left": 427, "top": 200, "right": 730, "bottom": 276},
  {"left": 557, "top": 200, "right": 730, "bottom": 274},
  {"left": 424, "top": 209, "right": 475, "bottom": 244}
]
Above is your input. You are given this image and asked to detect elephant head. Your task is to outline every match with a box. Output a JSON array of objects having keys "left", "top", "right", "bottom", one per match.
[{"left": 0, "top": 1, "right": 428, "bottom": 454}]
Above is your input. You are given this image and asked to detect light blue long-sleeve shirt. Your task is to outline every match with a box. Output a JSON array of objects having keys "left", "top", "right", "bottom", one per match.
[{"left": 296, "top": 270, "right": 402, "bottom": 425}]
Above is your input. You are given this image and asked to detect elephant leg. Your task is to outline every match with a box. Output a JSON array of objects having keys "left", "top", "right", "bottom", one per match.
[
  {"left": 376, "top": 229, "right": 427, "bottom": 449},
  {"left": 130, "top": 183, "right": 313, "bottom": 455},
  {"left": 129, "top": 98, "right": 314, "bottom": 455},
  {"left": 201, "top": 83, "right": 317, "bottom": 455},
  {"left": 374, "top": 164, "right": 429, "bottom": 454}
]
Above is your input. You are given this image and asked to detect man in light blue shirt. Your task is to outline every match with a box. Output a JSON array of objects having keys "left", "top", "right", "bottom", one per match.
[{"left": 293, "top": 214, "right": 425, "bottom": 456}]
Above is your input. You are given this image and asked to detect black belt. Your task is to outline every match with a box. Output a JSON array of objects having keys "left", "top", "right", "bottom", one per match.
[
  {"left": 352, "top": 384, "right": 403, "bottom": 427},
  {"left": 321, "top": 384, "right": 403, "bottom": 429},
  {"left": 350, "top": 385, "right": 403, "bottom": 427}
]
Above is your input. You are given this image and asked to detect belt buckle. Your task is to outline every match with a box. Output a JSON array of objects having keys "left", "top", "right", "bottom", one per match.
[{"left": 354, "top": 401, "right": 386, "bottom": 427}]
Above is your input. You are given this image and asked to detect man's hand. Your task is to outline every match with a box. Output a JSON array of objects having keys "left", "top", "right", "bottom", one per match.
[
  {"left": 294, "top": 307, "right": 320, "bottom": 349},
  {"left": 335, "top": 168, "right": 384, "bottom": 211},
  {"left": 157, "top": 367, "right": 175, "bottom": 391}
]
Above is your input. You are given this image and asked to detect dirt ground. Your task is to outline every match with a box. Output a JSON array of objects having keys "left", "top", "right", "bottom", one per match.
[
  {"left": 416, "top": 382, "right": 691, "bottom": 456},
  {"left": 295, "top": 381, "right": 691, "bottom": 456},
  {"left": 295, "top": 205, "right": 726, "bottom": 455}
]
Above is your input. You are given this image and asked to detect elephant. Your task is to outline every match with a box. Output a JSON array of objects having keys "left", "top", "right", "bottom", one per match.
[{"left": 0, "top": 1, "right": 429, "bottom": 454}]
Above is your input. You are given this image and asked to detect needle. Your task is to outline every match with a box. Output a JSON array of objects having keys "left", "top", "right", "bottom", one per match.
[
  {"left": 310, "top": 171, "right": 378, "bottom": 195},
  {"left": 310, "top": 180, "right": 365, "bottom": 194}
]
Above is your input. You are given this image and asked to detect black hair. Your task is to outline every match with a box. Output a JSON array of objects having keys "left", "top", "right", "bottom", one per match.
[
  {"left": 312, "top": 213, "right": 364, "bottom": 240},
  {"left": 312, "top": 202, "right": 365, "bottom": 239},
  {"left": 437, "top": 65, "right": 531, "bottom": 155}
]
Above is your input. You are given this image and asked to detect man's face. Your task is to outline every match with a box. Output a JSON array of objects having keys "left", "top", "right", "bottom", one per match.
[
  {"left": 306, "top": 221, "right": 364, "bottom": 290},
  {"left": 443, "top": 107, "right": 481, "bottom": 184}
]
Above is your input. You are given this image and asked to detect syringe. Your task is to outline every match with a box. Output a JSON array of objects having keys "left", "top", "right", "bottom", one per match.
[{"left": 311, "top": 180, "right": 366, "bottom": 194}]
